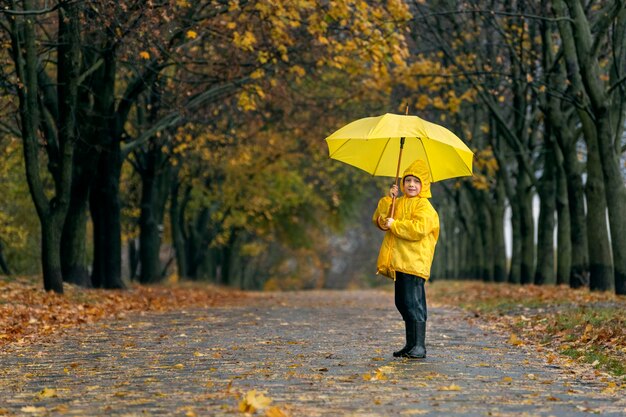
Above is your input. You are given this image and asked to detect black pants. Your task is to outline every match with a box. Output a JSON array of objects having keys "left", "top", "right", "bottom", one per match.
[{"left": 394, "top": 272, "right": 427, "bottom": 322}]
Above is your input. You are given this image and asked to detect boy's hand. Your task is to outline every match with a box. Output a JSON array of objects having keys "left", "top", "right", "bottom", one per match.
[
  {"left": 389, "top": 184, "right": 399, "bottom": 198},
  {"left": 386, "top": 218, "right": 394, "bottom": 228}
]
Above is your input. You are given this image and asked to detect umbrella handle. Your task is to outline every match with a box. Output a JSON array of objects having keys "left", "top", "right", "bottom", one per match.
[{"left": 377, "top": 137, "right": 404, "bottom": 231}]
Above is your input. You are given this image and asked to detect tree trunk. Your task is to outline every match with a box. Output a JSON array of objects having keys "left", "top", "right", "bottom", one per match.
[
  {"left": 562, "top": 145, "right": 589, "bottom": 287},
  {"left": 170, "top": 182, "right": 188, "bottom": 278},
  {"left": 128, "top": 238, "right": 139, "bottom": 280},
  {"left": 41, "top": 220, "right": 64, "bottom": 293},
  {"left": 61, "top": 149, "right": 94, "bottom": 287},
  {"left": 61, "top": 193, "right": 91, "bottom": 286},
  {"left": 517, "top": 171, "right": 535, "bottom": 285},
  {"left": 186, "top": 208, "right": 211, "bottom": 279},
  {"left": 90, "top": 143, "right": 125, "bottom": 289},
  {"left": 540, "top": 4, "right": 574, "bottom": 287},
  {"left": 554, "top": 152, "right": 571, "bottom": 286},
  {"left": 535, "top": 142, "right": 556, "bottom": 285},
  {"left": 137, "top": 139, "right": 174, "bottom": 283},
  {"left": 8, "top": 0, "right": 80, "bottom": 293},
  {"left": 508, "top": 200, "right": 521, "bottom": 284},
  {"left": 491, "top": 176, "right": 507, "bottom": 282},
  {"left": 479, "top": 199, "right": 493, "bottom": 282},
  {"left": 584, "top": 127, "right": 614, "bottom": 292},
  {"left": 595, "top": 113, "right": 626, "bottom": 294},
  {"left": 0, "top": 242, "right": 11, "bottom": 275}
]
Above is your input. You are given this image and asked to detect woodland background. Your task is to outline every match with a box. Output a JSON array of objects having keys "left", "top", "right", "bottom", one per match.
[{"left": 0, "top": 0, "right": 625, "bottom": 295}]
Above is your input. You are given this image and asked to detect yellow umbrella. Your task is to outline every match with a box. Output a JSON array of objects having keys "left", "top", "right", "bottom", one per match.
[
  {"left": 325, "top": 112, "right": 474, "bottom": 228},
  {"left": 325, "top": 113, "right": 473, "bottom": 181}
]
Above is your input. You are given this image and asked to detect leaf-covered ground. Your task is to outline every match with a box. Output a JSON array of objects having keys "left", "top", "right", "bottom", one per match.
[
  {"left": 426, "top": 281, "right": 626, "bottom": 378},
  {"left": 0, "top": 276, "right": 247, "bottom": 348},
  {"left": 2, "top": 276, "right": 625, "bottom": 380},
  {"left": 0, "top": 287, "right": 624, "bottom": 416}
]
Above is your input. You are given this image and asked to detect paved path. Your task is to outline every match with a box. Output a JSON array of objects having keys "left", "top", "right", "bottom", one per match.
[{"left": 0, "top": 290, "right": 624, "bottom": 416}]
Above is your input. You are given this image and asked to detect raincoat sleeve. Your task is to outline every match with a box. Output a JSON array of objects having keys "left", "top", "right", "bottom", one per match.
[
  {"left": 372, "top": 197, "right": 392, "bottom": 231},
  {"left": 389, "top": 203, "right": 439, "bottom": 242}
]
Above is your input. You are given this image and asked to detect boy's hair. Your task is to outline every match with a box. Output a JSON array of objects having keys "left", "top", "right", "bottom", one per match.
[{"left": 403, "top": 175, "right": 421, "bottom": 184}]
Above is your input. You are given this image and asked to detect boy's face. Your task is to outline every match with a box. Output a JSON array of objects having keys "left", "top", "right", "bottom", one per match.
[{"left": 403, "top": 175, "right": 422, "bottom": 197}]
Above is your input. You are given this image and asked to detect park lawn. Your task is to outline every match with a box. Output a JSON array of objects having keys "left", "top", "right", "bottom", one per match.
[{"left": 428, "top": 280, "right": 626, "bottom": 379}]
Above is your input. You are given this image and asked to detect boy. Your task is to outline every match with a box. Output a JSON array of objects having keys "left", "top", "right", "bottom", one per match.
[{"left": 372, "top": 159, "right": 439, "bottom": 359}]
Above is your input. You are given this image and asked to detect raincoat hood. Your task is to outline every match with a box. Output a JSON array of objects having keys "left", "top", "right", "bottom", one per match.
[{"left": 400, "top": 159, "right": 432, "bottom": 198}]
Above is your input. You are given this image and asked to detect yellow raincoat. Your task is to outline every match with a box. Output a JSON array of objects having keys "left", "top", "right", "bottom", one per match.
[{"left": 372, "top": 159, "right": 440, "bottom": 280}]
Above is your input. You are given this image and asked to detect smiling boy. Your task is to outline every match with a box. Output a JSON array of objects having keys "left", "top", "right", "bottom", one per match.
[{"left": 372, "top": 159, "right": 440, "bottom": 359}]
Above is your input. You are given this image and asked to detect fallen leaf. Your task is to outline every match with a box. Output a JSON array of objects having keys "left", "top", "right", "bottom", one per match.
[
  {"left": 51, "top": 404, "right": 69, "bottom": 412},
  {"left": 239, "top": 390, "right": 272, "bottom": 413},
  {"left": 36, "top": 388, "right": 57, "bottom": 399},
  {"left": 265, "top": 406, "right": 288, "bottom": 417},
  {"left": 438, "top": 384, "right": 462, "bottom": 391},
  {"left": 508, "top": 334, "right": 523, "bottom": 346},
  {"left": 20, "top": 407, "right": 47, "bottom": 414}
]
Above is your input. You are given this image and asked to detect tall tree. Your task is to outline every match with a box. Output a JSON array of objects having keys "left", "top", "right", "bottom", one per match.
[{"left": 4, "top": 0, "right": 81, "bottom": 293}]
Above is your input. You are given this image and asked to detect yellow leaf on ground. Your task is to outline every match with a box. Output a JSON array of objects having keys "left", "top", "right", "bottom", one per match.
[
  {"left": 265, "top": 406, "right": 288, "bottom": 417},
  {"left": 508, "top": 334, "right": 523, "bottom": 346},
  {"left": 239, "top": 390, "right": 272, "bottom": 413},
  {"left": 438, "top": 384, "right": 462, "bottom": 391},
  {"left": 36, "top": 388, "right": 57, "bottom": 399},
  {"left": 51, "top": 404, "right": 69, "bottom": 412},
  {"left": 20, "top": 407, "right": 47, "bottom": 414}
]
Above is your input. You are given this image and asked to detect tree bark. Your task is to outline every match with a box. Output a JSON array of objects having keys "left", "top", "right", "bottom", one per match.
[
  {"left": 170, "top": 182, "right": 188, "bottom": 278},
  {"left": 0, "top": 241, "right": 12, "bottom": 275},
  {"left": 137, "top": 148, "right": 173, "bottom": 284},
  {"left": 517, "top": 171, "right": 535, "bottom": 285},
  {"left": 61, "top": 151, "right": 92, "bottom": 287},
  {"left": 491, "top": 173, "right": 507, "bottom": 282},
  {"left": 90, "top": 143, "right": 125, "bottom": 289},
  {"left": 554, "top": 147, "right": 571, "bottom": 286},
  {"left": 534, "top": 141, "right": 556, "bottom": 285},
  {"left": 584, "top": 127, "right": 614, "bottom": 292}
]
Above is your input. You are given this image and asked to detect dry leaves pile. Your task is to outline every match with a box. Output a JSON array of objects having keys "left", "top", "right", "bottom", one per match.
[
  {"left": 428, "top": 281, "right": 626, "bottom": 378},
  {"left": 0, "top": 275, "right": 247, "bottom": 349}
]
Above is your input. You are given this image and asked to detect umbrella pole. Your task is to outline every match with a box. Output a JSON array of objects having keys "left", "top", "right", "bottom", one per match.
[
  {"left": 389, "top": 137, "right": 405, "bottom": 219},
  {"left": 377, "top": 137, "right": 405, "bottom": 230}
]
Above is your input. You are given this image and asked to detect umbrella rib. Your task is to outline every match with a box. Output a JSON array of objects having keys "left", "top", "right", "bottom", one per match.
[
  {"left": 326, "top": 139, "right": 350, "bottom": 158},
  {"left": 420, "top": 138, "right": 436, "bottom": 182},
  {"left": 372, "top": 138, "right": 392, "bottom": 176}
]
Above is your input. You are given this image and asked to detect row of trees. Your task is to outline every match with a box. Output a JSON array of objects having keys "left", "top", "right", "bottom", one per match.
[
  {"left": 417, "top": 0, "right": 626, "bottom": 294},
  {"left": 1, "top": 0, "right": 625, "bottom": 294},
  {"left": 0, "top": 0, "right": 411, "bottom": 292}
]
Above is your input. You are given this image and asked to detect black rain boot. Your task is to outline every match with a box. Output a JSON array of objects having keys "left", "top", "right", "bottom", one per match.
[
  {"left": 403, "top": 321, "right": 426, "bottom": 359},
  {"left": 393, "top": 321, "right": 415, "bottom": 357}
]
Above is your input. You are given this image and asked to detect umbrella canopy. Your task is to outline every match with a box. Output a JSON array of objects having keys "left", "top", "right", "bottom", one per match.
[{"left": 325, "top": 113, "right": 473, "bottom": 182}]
